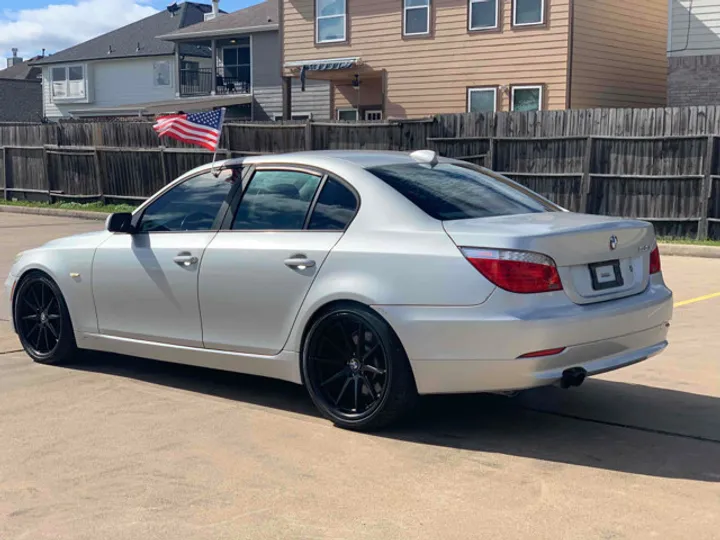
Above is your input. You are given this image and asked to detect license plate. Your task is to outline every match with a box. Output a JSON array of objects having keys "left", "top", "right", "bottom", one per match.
[{"left": 589, "top": 260, "right": 624, "bottom": 291}]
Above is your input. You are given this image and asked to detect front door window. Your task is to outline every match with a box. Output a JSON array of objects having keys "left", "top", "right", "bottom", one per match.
[{"left": 137, "top": 170, "right": 238, "bottom": 233}]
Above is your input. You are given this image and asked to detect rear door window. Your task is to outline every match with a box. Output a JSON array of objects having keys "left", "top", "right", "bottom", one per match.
[
  {"left": 368, "top": 163, "right": 556, "bottom": 220},
  {"left": 308, "top": 178, "right": 358, "bottom": 230},
  {"left": 232, "top": 170, "right": 322, "bottom": 230}
]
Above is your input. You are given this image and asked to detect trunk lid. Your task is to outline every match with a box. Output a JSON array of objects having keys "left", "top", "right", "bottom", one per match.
[{"left": 443, "top": 212, "right": 655, "bottom": 304}]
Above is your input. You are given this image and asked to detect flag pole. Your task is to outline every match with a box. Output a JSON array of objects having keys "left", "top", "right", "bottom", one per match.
[{"left": 211, "top": 107, "right": 227, "bottom": 177}]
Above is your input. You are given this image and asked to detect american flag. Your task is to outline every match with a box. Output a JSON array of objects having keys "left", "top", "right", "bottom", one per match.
[{"left": 153, "top": 108, "right": 225, "bottom": 152}]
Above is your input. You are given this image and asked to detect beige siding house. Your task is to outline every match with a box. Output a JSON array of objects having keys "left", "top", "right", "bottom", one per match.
[{"left": 281, "top": 0, "right": 667, "bottom": 119}]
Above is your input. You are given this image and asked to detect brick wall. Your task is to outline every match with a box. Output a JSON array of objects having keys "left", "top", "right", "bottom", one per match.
[{"left": 668, "top": 54, "right": 720, "bottom": 106}]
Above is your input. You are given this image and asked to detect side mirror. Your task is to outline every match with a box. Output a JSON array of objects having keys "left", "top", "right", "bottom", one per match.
[{"left": 106, "top": 212, "right": 134, "bottom": 233}]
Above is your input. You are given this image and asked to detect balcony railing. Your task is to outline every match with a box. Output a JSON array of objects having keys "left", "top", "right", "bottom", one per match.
[{"left": 180, "top": 68, "right": 251, "bottom": 97}]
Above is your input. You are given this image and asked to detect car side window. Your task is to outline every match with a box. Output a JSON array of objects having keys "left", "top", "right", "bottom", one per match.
[
  {"left": 232, "top": 170, "right": 322, "bottom": 230},
  {"left": 137, "top": 169, "right": 239, "bottom": 233},
  {"left": 308, "top": 178, "right": 358, "bottom": 230}
]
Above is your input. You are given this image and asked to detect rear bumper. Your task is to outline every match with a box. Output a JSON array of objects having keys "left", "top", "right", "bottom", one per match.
[
  {"left": 408, "top": 326, "right": 668, "bottom": 394},
  {"left": 374, "top": 276, "right": 673, "bottom": 394}
]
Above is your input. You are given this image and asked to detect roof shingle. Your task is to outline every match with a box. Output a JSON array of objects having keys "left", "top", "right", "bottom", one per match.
[
  {"left": 0, "top": 57, "right": 43, "bottom": 80},
  {"left": 32, "top": 2, "right": 214, "bottom": 66},
  {"left": 0, "top": 79, "right": 43, "bottom": 122},
  {"left": 160, "top": 0, "right": 278, "bottom": 40}
]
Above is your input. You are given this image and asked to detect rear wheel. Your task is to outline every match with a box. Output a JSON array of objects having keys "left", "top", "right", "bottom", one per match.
[
  {"left": 302, "top": 304, "right": 417, "bottom": 431},
  {"left": 14, "top": 272, "right": 77, "bottom": 365}
]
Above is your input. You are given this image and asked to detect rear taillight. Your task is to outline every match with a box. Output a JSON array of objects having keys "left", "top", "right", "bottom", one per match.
[
  {"left": 649, "top": 246, "right": 661, "bottom": 274},
  {"left": 461, "top": 248, "right": 563, "bottom": 294}
]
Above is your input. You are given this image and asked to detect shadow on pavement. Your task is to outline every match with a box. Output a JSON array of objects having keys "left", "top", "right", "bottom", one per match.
[{"left": 66, "top": 352, "right": 720, "bottom": 483}]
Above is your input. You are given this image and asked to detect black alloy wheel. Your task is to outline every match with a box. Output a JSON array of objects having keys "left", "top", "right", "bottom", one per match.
[
  {"left": 14, "top": 273, "right": 77, "bottom": 365},
  {"left": 303, "top": 304, "right": 417, "bottom": 431}
]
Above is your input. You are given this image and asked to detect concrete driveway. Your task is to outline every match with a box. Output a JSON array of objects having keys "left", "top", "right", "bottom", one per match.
[{"left": 0, "top": 213, "right": 718, "bottom": 540}]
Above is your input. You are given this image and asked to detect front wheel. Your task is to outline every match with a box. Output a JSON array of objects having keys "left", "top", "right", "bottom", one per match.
[
  {"left": 302, "top": 304, "right": 417, "bottom": 431},
  {"left": 14, "top": 272, "right": 77, "bottom": 365}
]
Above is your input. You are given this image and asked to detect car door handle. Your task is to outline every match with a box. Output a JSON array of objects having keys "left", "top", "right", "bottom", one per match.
[
  {"left": 284, "top": 257, "right": 316, "bottom": 270},
  {"left": 174, "top": 253, "right": 199, "bottom": 267}
]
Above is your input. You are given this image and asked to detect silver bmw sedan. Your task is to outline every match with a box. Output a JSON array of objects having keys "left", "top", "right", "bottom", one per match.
[{"left": 5, "top": 150, "right": 673, "bottom": 430}]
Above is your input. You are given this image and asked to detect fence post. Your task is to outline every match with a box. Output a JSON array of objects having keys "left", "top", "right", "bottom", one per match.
[
  {"left": 1, "top": 147, "right": 7, "bottom": 201},
  {"left": 93, "top": 149, "right": 105, "bottom": 205},
  {"left": 487, "top": 137, "right": 495, "bottom": 170},
  {"left": 305, "top": 120, "right": 314, "bottom": 151},
  {"left": 42, "top": 146, "right": 51, "bottom": 204},
  {"left": 580, "top": 136, "right": 594, "bottom": 213},
  {"left": 159, "top": 146, "right": 169, "bottom": 185},
  {"left": 699, "top": 135, "right": 714, "bottom": 240}
]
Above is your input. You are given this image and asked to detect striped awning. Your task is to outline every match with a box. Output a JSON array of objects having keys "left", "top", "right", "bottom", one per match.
[
  {"left": 284, "top": 57, "right": 361, "bottom": 91},
  {"left": 75, "top": 93, "right": 254, "bottom": 117}
]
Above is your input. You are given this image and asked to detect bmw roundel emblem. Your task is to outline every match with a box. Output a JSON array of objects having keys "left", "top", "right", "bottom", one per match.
[{"left": 609, "top": 235, "right": 618, "bottom": 251}]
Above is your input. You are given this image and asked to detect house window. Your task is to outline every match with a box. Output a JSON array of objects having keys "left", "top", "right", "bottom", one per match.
[
  {"left": 511, "top": 85, "right": 542, "bottom": 111},
  {"left": 273, "top": 113, "right": 313, "bottom": 121},
  {"left": 51, "top": 65, "right": 86, "bottom": 100},
  {"left": 404, "top": 0, "right": 430, "bottom": 36},
  {"left": 317, "top": 0, "right": 347, "bottom": 43},
  {"left": 469, "top": 0, "right": 498, "bottom": 30},
  {"left": 467, "top": 87, "right": 497, "bottom": 113},
  {"left": 365, "top": 110, "right": 383, "bottom": 121},
  {"left": 219, "top": 37, "right": 251, "bottom": 93},
  {"left": 153, "top": 61, "right": 171, "bottom": 87},
  {"left": 337, "top": 108, "right": 358, "bottom": 121},
  {"left": 513, "top": 0, "right": 544, "bottom": 25}
]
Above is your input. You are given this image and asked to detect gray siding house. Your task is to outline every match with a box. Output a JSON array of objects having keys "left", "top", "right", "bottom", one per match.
[
  {"left": 159, "top": 0, "right": 330, "bottom": 120},
  {"left": 30, "top": 2, "right": 225, "bottom": 119},
  {"left": 668, "top": 0, "right": 720, "bottom": 105}
]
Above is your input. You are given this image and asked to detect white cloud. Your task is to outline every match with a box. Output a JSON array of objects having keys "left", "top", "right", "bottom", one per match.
[{"left": 0, "top": 0, "right": 159, "bottom": 61}]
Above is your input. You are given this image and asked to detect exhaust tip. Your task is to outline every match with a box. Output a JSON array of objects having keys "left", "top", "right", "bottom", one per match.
[{"left": 561, "top": 367, "right": 587, "bottom": 389}]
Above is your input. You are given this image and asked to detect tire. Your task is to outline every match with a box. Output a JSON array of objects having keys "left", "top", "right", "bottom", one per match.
[
  {"left": 302, "top": 303, "right": 417, "bottom": 431},
  {"left": 13, "top": 272, "right": 78, "bottom": 365}
]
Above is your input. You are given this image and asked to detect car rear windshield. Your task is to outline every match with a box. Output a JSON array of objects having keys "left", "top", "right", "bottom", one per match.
[{"left": 368, "top": 163, "right": 556, "bottom": 221}]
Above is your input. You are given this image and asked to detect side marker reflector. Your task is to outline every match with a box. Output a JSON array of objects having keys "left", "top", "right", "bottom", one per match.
[{"left": 518, "top": 347, "right": 566, "bottom": 359}]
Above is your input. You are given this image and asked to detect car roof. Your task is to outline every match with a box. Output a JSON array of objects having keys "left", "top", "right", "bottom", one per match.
[
  {"left": 245, "top": 150, "right": 436, "bottom": 169},
  {"left": 176, "top": 150, "right": 458, "bottom": 185}
]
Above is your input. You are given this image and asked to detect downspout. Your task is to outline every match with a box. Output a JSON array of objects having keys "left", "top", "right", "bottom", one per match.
[{"left": 565, "top": 0, "right": 575, "bottom": 109}]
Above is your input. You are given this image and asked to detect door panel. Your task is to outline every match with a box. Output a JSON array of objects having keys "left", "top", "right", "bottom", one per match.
[
  {"left": 93, "top": 232, "right": 216, "bottom": 347},
  {"left": 199, "top": 232, "right": 342, "bottom": 355}
]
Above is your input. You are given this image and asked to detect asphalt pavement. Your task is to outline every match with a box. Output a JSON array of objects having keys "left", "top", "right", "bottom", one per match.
[{"left": 0, "top": 213, "right": 718, "bottom": 540}]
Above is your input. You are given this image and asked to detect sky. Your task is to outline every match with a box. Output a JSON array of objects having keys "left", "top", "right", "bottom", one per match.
[{"left": 0, "top": 0, "right": 259, "bottom": 62}]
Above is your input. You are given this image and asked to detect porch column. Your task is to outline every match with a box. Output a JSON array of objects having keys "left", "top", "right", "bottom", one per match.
[
  {"left": 211, "top": 39, "right": 217, "bottom": 96},
  {"left": 381, "top": 69, "right": 388, "bottom": 119},
  {"left": 175, "top": 46, "right": 181, "bottom": 98},
  {"left": 282, "top": 76, "right": 292, "bottom": 120}
]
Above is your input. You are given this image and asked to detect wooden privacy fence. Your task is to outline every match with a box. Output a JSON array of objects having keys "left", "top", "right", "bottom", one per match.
[
  {"left": 3, "top": 106, "right": 720, "bottom": 239},
  {"left": 0, "top": 144, "right": 261, "bottom": 204},
  {"left": 429, "top": 134, "right": 720, "bottom": 240}
]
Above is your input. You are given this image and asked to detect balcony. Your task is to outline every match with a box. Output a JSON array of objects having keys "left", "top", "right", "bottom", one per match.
[
  {"left": 177, "top": 37, "right": 251, "bottom": 99},
  {"left": 180, "top": 68, "right": 251, "bottom": 97}
]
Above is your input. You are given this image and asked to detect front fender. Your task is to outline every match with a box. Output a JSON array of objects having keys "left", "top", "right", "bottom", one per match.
[{"left": 10, "top": 249, "right": 98, "bottom": 337}]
